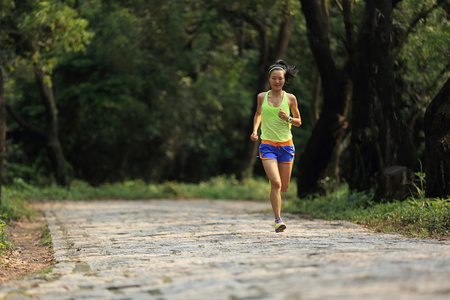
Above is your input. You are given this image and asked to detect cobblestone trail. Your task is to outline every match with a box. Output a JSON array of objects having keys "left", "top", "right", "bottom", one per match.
[{"left": 1, "top": 199, "right": 449, "bottom": 299}]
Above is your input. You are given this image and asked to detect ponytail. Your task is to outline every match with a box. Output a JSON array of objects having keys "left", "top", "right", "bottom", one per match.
[{"left": 267, "top": 59, "right": 298, "bottom": 86}]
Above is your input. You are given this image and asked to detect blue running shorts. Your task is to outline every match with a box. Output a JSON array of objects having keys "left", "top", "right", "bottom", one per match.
[{"left": 258, "top": 140, "right": 295, "bottom": 164}]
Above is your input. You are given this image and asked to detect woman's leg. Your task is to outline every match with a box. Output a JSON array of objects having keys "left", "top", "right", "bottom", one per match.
[
  {"left": 262, "top": 159, "right": 282, "bottom": 219},
  {"left": 278, "top": 161, "right": 294, "bottom": 193}
]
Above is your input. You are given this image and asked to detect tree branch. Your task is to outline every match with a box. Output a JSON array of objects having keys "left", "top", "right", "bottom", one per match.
[
  {"left": 222, "top": 10, "right": 267, "bottom": 51},
  {"left": 274, "top": 4, "right": 294, "bottom": 60},
  {"left": 0, "top": 29, "right": 22, "bottom": 37},
  {"left": 430, "top": 63, "right": 450, "bottom": 93},
  {"left": 392, "top": 0, "right": 403, "bottom": 9},
  {"left": 0, "top": 67, "right": 5, "bottom": 193},
  {"left": 5, "top": 103, "right": 46, "bottom": 139},
  {"left": 222, "top": 9, "right": 269, "bottom": 66},
  {"left": 342, "top": 0, "right": 355, "bottom": 66},
  {"left": 334, "top": 0, "right": 343, "bottom": 12},
  {"left": 393, "top": 0, "right": 447, "bottom": 59}
]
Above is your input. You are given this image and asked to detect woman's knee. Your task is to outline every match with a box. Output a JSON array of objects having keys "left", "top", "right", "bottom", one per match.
[
  {"left": 270, "top": 179, "right": 282, "bottom": 191},
  {"left": 281, "top": 182, "right": 289, "bottom": 193}
]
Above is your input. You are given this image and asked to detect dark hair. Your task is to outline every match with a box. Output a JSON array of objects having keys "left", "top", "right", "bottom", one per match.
[{"left": 267, "top": 59, "right": 298, "bottom": 86}]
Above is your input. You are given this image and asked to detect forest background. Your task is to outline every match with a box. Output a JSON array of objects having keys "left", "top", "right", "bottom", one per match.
[{"left": 0, "top": 0, "right": 449, "bottom": 202}]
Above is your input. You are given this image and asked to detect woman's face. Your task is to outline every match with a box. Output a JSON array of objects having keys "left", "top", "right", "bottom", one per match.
[{"left": 269, "top": 70, "right": 285, "bottom": 90}]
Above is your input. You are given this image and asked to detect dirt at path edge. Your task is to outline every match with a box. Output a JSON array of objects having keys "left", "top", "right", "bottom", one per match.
[{"left": 0, "top": 210, "right": 54, "bottom": 284}]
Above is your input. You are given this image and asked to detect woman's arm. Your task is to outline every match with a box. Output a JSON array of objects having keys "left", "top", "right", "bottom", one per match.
[
  {"left": 250, "top": 93, "right": 265, "bottom": 141},
  {"left": 288, "top": 94, "right": 302, "bottom": 127}
]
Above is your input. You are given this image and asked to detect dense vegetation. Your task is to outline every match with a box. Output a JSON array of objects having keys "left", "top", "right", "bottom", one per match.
[{"left": 1, "top": 0, "right": 447, "bottom": 187}]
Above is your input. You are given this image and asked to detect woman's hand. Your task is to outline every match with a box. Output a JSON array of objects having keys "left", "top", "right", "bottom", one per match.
[
  {"left": 278, "top": 109, "right": 289, "bottom": 121},
  {"left": 250, "top": 132, "right": 259, "bottom": 141}
]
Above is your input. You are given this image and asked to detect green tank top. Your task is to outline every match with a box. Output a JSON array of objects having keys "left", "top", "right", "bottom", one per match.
[{"left": 260, "top": 90, "right": 292, "bottom": 142}]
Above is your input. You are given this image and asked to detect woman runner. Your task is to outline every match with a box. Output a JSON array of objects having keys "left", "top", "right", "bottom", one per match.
[{"left": 250, "top": 59, "right": 302, "bottom": 233}]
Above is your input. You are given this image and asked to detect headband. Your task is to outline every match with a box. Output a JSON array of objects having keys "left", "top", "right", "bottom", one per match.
[{"left": 268, "top": 66, "right": 286, "bottom": 75}]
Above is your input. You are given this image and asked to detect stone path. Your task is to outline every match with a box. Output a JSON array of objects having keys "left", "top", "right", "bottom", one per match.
[{"left": 1, "top": 199, "right": 450, "bottom": 300}]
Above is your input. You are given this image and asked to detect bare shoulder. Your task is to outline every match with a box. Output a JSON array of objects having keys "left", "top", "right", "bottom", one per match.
[
  {"left": 258, "top": 92, "right": 267, "bottom": 99},
  {"left": 257, "top": 92, "right": 267, "bottom": 104},
  {"left": 286, "top": 92, "right": 298, "bottom": 104}
]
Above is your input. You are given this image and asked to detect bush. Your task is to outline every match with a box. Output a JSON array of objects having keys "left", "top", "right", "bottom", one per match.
[{"left": 0, "top": 219, "right": 13, "bottom": 254}]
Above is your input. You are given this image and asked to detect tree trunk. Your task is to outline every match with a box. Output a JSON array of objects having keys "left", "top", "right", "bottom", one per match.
[
  {"left": 354, "top": 0, "right": 416, "bottom": 201},
  {"left": 308, "top": 68, "right": 320, "bottom": 127},
  {"left": 0, "top": 67, "right": 5, "bottom": 203},
  {"left": 379, "top": 166, "right": 414, "bottom": 200},
  {"left": 34, "top": 67, "right": 71, "bottom": 187},
  {"left": 424, "top": 78, "right": 450, "bottom": 198},
  {"left": 348, "top": 0, "right": 381, "bottom": 191},
  {"left": 297, "top": 0, "right": 350, "bottom": 196},
  {"left": 348, "top": 63, "right": 380, "bottom": 191}
]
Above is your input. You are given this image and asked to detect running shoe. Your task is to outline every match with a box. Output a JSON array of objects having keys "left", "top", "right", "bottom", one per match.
[{"left": 275, "top": 219, "right": 286, "bottom": 233}]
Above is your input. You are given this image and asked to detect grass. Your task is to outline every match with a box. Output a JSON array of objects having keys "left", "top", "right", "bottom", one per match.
[
  {"left": 0, "top": 186, "right": 34, "bottom": 221},
  {"left": 0, "top": 219, "right": 13, "bottom": 254},
  {"left": 284, "top": 183, "right": 450, "bottom": 239},
  {"left": 8, "top": 176, "right": 298, "bottom": 202},
  {"left": 0, "top": 186, "right": 35, "bottom": 255},
  {"left": 40, "top": 224, "right": 53, "bottom": 248}
]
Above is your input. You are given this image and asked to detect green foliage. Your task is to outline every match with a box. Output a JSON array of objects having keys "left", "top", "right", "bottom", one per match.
[
  {"left": 2, "top": 0, "right": 449, "bottom": 188},
  {"left": 356, "top": 198, "right": 450, "bottom": 239},
  {"left": 0, "top": 0, "right": 328, "bottom": 184},
  {"left": 0, "top": 185, "right": 34, "bottom": 256},
  {"left": 393, "top": 0, "right": 450, "bottom": 156},
  {"left": 19, "top": 1, "right": 91, "bottom": 51},
  {"left": 2, "top": 0, "right": 93, "bottom": 75},
  {"left": 169, "top": 175, "right": 297, "bottom": 201},
  {"left": 0, "top": 219, "right": 13, "bottom": 255},
  {"left": 40, "top": 224, "right": 52, "bottom": 248},
  {"left": 285, "top": 183, "right": 450, "bottom": 239},
  {"left": 408, "top": 164, "right": 427, "bottom": 199},
  {"left": 0, "top": 185, "right": 34, "bottom": 221},
  {"left": 285, "top": 184, "right": 374, "bottom": 220},
  {"left": 395, "top": 0, "right": 450, "bottom": 94}
]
